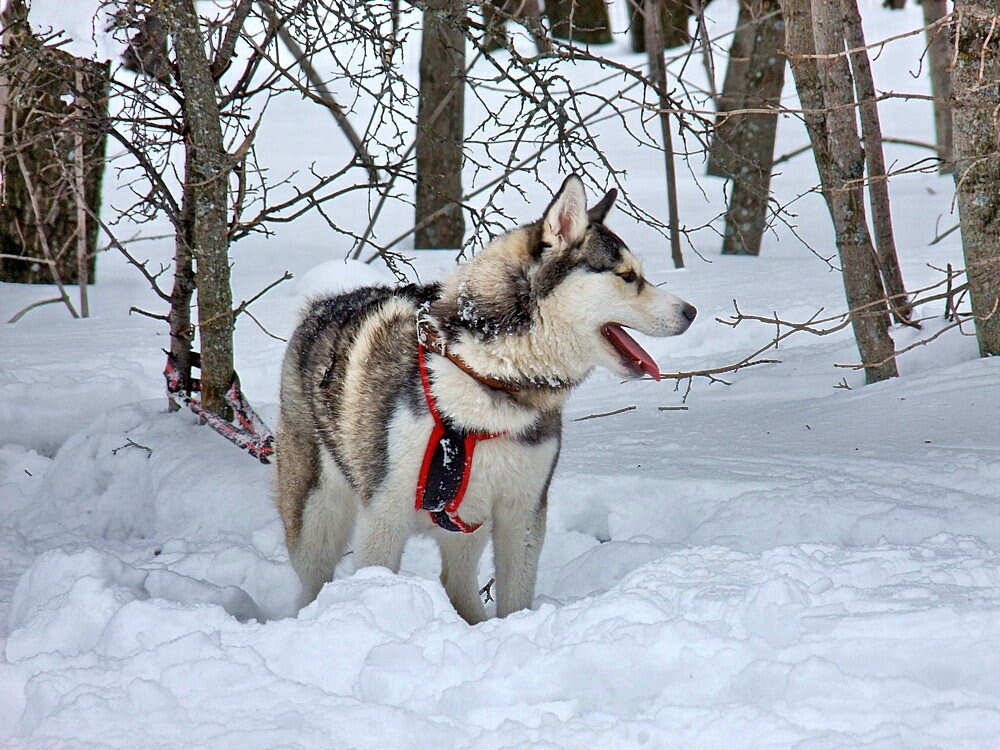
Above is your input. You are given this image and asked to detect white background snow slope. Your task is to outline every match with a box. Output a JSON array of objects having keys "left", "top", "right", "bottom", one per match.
[{"left": 2, "top": 2, "right": 999, "bottom": 748}]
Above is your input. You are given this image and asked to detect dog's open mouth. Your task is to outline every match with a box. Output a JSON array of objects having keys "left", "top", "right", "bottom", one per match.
[{"left": 601, "top": 323, "right": 661, "bottom": 381}]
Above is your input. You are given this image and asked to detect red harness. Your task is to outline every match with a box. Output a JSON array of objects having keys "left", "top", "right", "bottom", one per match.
[{"left": 415, "top": 343, "right": 503, "bottom": 533}]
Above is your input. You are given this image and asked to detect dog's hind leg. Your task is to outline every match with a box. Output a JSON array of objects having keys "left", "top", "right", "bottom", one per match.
[
  {"left": 436, "top": 530, "right": 489, "bottom": 625},
  {"left": 289, "top": 460, "right": 358, "bottom": 606}
]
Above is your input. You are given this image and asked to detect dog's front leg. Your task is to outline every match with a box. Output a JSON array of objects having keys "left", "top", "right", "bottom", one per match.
[
  {"left": 492, "top": 495, "right": 547, "bottom": 617},
  {"left": 353, "top": 492, "right": 411, "bottom": 573},
  {"left": 437, "top": 530, "right": 489, "bottom": 624}
]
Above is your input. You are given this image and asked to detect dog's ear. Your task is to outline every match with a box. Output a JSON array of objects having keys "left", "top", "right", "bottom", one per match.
[
  {"left": 587, "top": 188, "right": 618, "bottom": 224},
  {"left": 542, "top": 174, "right": 588, "bottom": 250}
]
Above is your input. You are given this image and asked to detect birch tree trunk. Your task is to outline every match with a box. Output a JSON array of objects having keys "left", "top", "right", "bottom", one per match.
[
  {"left": 546, "top": 0, "right": 613, "bottom": 44},
  {"left": 922, "top": 0, "right": 954, "bottom": 172},
  {"left": 164, "top": 0, "right": 235, "bottom": 416},
  {"left": 707, "top": 0, "right": 755, "bottom": 176},
  {"left": 841, "top": 0, "right": 912, "bottom": 323},
  {"left": 415, "top": 0, "right": 466, "bottom": 249},
  {"left": 784, "top": 0, "right": 898, "bottom": 382},
  {"left": 952, "top": 0, "right": 1000, "bottom": 356},
  {"left": 720, "top": 0, "right": 785, "bottom": 255}
]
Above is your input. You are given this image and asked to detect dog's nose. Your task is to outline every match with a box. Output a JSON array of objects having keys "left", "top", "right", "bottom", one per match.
[{"left": 681, "top": 303, "right": 697, "bottom": 323}]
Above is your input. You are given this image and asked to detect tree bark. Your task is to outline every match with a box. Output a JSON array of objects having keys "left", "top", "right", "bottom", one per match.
[
  {"left": 0, "top": 0, "right": 108, "bottom": 286},
  {"left": 644, "top": 0, "right": 684, "bottom": 268},
  {"left": 165, "top": 0, "right": 235, "bottom": 415},
  {"left": 122, "top": 12, "right": 171, "bottom": 83},
  {"left": 482, "top": 0, "right": 551, "bottom": 52},
  {"left": 952, "top": 0, "right": 1000, "bottom": 356},
  {"left": 706, "top": 0, "right": 755, "bottom": 176},
  {"left": 415, "top": 0, "right": 466, "bottom": 249},
  {"left": 841, "top": 0, "right": 912, "bottom": 323},
  {"left": 628, "top": 0, "right": 691, "bottom": 51},
  {"left": 784, "top": 0, "right": 897, "bottom": 382},
  {"left": 546, "top": 0, "right": 613, "bottom": 45},
  {"left": 720, "top": 0, "right": 785, "bottom": 255},
  {"left": 169, "top": 148, "right": 198, "bottom": 411},
  {"left": 922, "top": 0, "right": 954, "bottom": 173}
]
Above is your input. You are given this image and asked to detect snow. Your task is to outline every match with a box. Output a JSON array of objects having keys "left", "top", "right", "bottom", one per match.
[{"left": 2, "top": 1, "right": 1000, "bottom": 748}]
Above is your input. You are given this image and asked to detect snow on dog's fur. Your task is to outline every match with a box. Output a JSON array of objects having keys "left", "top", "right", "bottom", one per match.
[{"left": 275, "top": 175, "right": 696, "bottom": 623}]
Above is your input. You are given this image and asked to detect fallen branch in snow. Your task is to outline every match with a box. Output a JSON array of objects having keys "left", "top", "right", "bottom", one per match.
[
  {"left": 7, "top": 297, "right": 64, "bottom": 324},
  {"left": 479, "top": 578, "right": 495, "bottom": 604},
  {"left": 572, "top": 405, "right": 637, "bottom": 422},
  {"left": 111, "top": 439, "right": 153, "bottom": 458}
]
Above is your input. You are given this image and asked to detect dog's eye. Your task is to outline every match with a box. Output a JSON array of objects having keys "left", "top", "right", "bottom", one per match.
[{"left": 617, "top": 270, "right": 637, "bottom": 284}]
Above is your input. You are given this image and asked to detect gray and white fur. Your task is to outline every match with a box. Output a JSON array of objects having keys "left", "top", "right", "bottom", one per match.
[{"left": 275, "top": 175, "right": 696, "bottom": 623}]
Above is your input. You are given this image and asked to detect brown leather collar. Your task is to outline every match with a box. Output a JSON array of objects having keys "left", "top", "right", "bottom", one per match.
[{"left": 417, "top": 319, "right": 523, "bottom": 394}]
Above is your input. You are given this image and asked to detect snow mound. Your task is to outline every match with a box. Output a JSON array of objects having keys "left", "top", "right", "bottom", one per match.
[
  {"left": 6, "top": 536, "right": 1000, "bottom": 747},
  {"left": 295, "top": 259, "right": 397, "bottom": 299}
]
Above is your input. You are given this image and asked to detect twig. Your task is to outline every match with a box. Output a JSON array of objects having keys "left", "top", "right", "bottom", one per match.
[
  {"left": 256, "top": 0, "right": 378, "bottom": 183},
  {"left": 479, "top": 577, "right": 495, "bottom": 604},
  {"left": 14, "top": 150, "right": 79, "bottom": 319},
  {"left": 572, "top": 405, "right": 637, "bottom": 422},
  {"left": 7, "top": 296, "right": 63, "bottom": 324},
  {"left": 84, "top": 204, "right": 171, "bottom": 302},
  {"left": 793, "top": 13, "right": 951, "bottom": 60},
  {"left": 129, "top": 306, "right": 170, "bottom": 322},
  {"left": 73, "top": 59, "right": 90, "bottom": 318},
  {"left": 244, "top": 308, "right": 287, "bottom": 341},
  {"left": 930, "top": 222, "right": 960, "bottom": 246},
  {"left": 657, "top": 405, "right": 690, "bottom": 411},
  {"left": 232, "top": 270, "right": 293, "bottom": 318},
  {"left": 0, "top": 253, "right": 53, "bottom": 265},
  {"left": 111, "top": 438, "right": 153, "bottom": 458}
]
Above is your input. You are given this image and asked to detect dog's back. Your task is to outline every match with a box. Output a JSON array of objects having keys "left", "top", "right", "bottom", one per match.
[{"left": 275, "top": 283, "right": 438, "bottom": 556}]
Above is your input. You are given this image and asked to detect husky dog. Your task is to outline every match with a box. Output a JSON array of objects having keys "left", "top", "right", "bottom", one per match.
[{"left": 275, "top": 175, "right": 696, "bottom": 624}]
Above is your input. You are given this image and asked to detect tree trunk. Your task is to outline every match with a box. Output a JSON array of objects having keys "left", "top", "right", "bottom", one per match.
[
  {"left": 482, "top": 0, "right": 551, "bottom": 52},
  {"left": 122, "top": 12, "right": 171, "bottom": 83},
  {"left": 706, "top": 0, "right": 755, "bottom": 176},
  {"left": 628, "top": 0, "right": 691, "bottom": 51},
  {"left": 841, "top": 0, "right": 912, "bottom": 323},
  {"left": 0, "top": 0, "right": 108, "bottom": 286},
  {"left": 785, "top": 0, "right": 897, "bottom": 382},
  {"left": 546, "top": 0, "right": 613, "bottom": 45},
  {"left": 483, "top": 0, "right": 508, "bottom": 50},
  {"left": 644, "top": 0, "right": 684, "bottom": 268},
  {"left": 952, "top": 0, "right": 1000, "bottom": 356},
  {"left": 720, "top": 0, "right": 785, "bottom": 255},
  {"left": 166, "top": 0, "right": 235, "bottom": 416},
  {"left": 415, "top": 0, "right": 466, "bottom": 249},
  {"left": 922, "top": 0, "right": 954, "bottom": 173},
  {"left": 168, "top": 147, "right": 198, "bottom": 411}
]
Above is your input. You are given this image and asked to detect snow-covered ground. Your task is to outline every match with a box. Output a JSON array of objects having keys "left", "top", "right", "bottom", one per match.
[{"left": 2, "top": 2, "right": 999, "bottom": 747}]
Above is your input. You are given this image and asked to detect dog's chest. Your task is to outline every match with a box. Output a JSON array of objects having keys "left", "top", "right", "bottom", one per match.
[{"left": 386, "top": 408, "right": 558, "bottom": 526}]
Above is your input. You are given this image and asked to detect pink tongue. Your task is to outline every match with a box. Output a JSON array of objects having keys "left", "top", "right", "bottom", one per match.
[{"left": 602, "top": 324, "right": 661, "bottom": 381}]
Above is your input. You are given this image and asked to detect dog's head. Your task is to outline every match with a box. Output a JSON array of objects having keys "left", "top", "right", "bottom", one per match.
[{"left": 433, "top": 174, "right": 696, "bottom": 384}]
